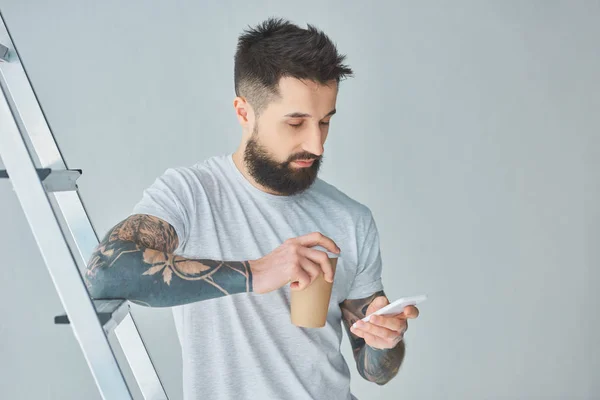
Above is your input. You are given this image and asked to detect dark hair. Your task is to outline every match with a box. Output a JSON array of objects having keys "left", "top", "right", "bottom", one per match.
[{"left": 234, "top": 17, "right": 354, "bottom": 115}]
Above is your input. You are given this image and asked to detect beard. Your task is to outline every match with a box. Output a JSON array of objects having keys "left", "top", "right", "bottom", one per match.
[{"left": 244, "top": 131, "right": 322, "bottom": 196}]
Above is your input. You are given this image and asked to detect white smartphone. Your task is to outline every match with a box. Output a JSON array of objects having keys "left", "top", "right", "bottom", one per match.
[{"left": 361, "top": 295, "right": 427, "bottom": 322}]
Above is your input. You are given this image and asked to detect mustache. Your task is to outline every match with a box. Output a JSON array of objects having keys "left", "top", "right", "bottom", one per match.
[{"left": 286, "top": 152, "right": 321, "bottom": 163}]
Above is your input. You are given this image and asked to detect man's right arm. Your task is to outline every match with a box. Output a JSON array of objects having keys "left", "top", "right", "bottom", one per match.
[
  {"left": 85, "top": 214, "right": 340, "bottom": 307},
  {"left": 84, "top": 214, "right": 252, "bottom": 307}
]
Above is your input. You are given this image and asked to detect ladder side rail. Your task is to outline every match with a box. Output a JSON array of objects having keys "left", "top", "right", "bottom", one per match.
[
  {"left": 116, "top": 314, "right": 169, "bottom": 400},
  {"left": 0, "top": 12, "right": 98, "bottom": 264},
  {"left": 1, "top": 12, "right": 169, "bottom": 399},
  {"left": 0, "top": 84, "right": 133, "bottom": 400}
]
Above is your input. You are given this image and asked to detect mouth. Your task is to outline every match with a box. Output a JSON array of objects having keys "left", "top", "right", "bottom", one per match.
[{"left": 291, "top": 159, "right": 315, "bottom": 168}]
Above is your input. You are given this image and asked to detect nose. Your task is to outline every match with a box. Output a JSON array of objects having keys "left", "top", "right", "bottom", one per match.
[{"left": 302, "top": 125, "right": 325, "bottom": 156}]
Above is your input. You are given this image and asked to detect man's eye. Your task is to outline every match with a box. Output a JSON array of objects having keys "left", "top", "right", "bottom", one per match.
[{"left": 288, "top": 121, "right": 329, "bottom": 128}]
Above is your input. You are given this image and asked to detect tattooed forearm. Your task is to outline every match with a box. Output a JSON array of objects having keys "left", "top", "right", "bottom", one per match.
[
  {"left": 340, "top": 291, "right": 405, "bottom": 385},
  {"left": 355, "top": 336, "right": 405, "bottom": 386},
  {"left": 84, "top": 215, "right": 252, "bottom": 307}
]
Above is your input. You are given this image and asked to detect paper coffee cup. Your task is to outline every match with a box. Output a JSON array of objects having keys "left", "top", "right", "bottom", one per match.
[{"left": 290, "top": 250, "right": 339, "bottom": 328}]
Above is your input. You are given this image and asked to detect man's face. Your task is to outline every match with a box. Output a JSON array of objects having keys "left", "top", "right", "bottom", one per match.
[{"left": 244, "top": 77, "right": 338, "bottom": 196}]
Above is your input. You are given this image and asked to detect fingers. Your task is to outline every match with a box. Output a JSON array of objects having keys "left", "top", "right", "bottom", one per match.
[
  {"left": 368, "top": 315, "right": 406, "bottom": 333},
  {"left": 290, "top": 254, "right": 324, "bottom": 290},
  {"left": 352, "top": 319, "right": 406, "bottom": 340},
  {"left": 351, "top": 320, "right": 403, "bottom": 349},
  {"left": 354, "top": 330, "right": 389, "bottom": 350},
  {"left": 301, "top": 247, "right": 335, "bottom": 283},
  {"left": 299, "top": 256, "right": 321, "bottom": 284},
  {"left": 285, "top": 232, "right": 339, "bottom": 284},
  {"left": 367, "top": 296, "right": 390, "bottom": 313},
  {"left": 400, "top": 305, "right": 420, "bottom": 319},
  {"left": 294, "top": 232, "right": 340, "bottom": 255},
  {"left": 289, "top": 267, "right": 311, "bottom": 291},
  {"left": 373, "top": 296, "right": 390, "bottom": 307}
]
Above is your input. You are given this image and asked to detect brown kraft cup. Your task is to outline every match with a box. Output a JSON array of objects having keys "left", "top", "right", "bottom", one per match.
[{"left": 290, "top": 255, "right": 338, "bottom": 328}]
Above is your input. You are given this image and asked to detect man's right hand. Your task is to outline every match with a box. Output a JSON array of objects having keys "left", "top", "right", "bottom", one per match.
[{"left": 249, "top": 232, "right": 341, "bottom": 294}]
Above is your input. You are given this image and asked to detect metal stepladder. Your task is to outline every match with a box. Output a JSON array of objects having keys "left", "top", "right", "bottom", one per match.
[{"left": 0, "top": 12, "right": 167, "bottom": 400}]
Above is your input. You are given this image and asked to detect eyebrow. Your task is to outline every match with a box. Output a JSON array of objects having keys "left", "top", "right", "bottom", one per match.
[{"left": 284, "top": 109, "right": 337, "bottom": 119}]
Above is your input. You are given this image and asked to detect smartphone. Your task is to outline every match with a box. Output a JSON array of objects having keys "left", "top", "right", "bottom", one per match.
[{"left": 361, "top": 294, "right": 427, "bottom": 322}]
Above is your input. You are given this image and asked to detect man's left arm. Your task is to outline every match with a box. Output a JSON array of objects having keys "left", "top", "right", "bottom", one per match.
[{"left": 339, "top": 291, "right": 419, "bottom": 385}]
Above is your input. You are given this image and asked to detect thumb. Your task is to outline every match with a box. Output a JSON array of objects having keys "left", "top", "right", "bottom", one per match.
[{"left": 366, "top": 295, "right": 389, "bottom": 315}]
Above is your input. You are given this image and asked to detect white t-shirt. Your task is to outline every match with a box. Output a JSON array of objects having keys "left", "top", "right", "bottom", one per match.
[{"left": 132, "top": 154, "right": 384, "bottom": 400}]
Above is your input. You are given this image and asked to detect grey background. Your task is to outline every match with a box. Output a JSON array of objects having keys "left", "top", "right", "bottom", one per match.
[{"left": 1, "top": 1, "right": 598, "bottom": 399}]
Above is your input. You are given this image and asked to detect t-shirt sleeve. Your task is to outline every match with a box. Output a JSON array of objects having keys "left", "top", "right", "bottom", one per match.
[
  {"left": 347, "top": 210, "right": 385, "bottom": 300},
  {"left": 131, "top": 168, "right": 193, "bottom": 254}
]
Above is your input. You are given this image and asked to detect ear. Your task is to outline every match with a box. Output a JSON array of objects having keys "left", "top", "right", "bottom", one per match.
[{"left": 233, "top": 96, "right": 254, "bottom": 129}]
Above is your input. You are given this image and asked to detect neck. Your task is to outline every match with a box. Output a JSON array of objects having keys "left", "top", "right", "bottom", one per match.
[{"left": 232, "top": 147, "right": 285, "bottom": 196}]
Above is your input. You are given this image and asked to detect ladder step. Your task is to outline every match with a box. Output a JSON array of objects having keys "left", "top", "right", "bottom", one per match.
[
  {"left": 0, "top": 168, "right": 50, "bottom": 180},
  {"left": 0, "top": 42, "right": 8, "bottom": 62},
  {"left": 1, "top": 168, "right": 82, "bottom": 192},
  {"left": 55, "top": 299, "right": 130, "bottom": 335}
]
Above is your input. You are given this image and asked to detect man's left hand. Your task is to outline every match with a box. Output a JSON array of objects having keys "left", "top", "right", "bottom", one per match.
[{"left": 350, "top": 296, "right": 420, "bottom": 350}]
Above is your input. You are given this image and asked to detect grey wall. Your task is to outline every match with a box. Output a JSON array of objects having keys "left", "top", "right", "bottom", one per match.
[{"left": 1, "top": 1, "right": 598, "bottom": 399}]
